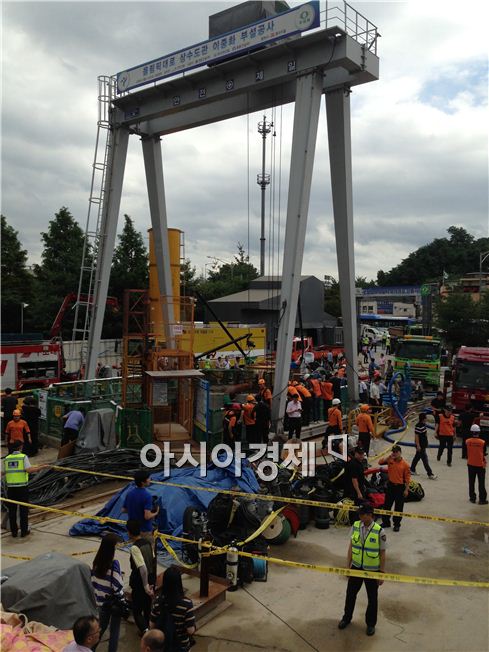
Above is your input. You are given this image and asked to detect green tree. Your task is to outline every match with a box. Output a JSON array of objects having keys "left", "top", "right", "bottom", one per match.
[
  {"left": 435, "top": 292, "right": 489, "bottom": 351},
  {"left": 110, "top": 215, "right": 148, "bottom": 299},
  {"left": 180, "top": 258, "right": 202, "bottom": 298},
  {"left": 105, "top": 215, "right": 148, "bottom": 337},
  {"left": 379, "top": 227, "right": 489, "bottom": 286},
  {"left": 1, "top": 215, "right": 33, "bottom": 332},
  {"left": 199, "top": 243, "right": 259, "bottom": 303},
  {"left": 31, "top": 207, "right": 87, "bottom": 336},
  {"left": 355, "top": 276, "right": 377, "bottom": 289},
  {"left": 324, "top": 276, "right": 341, "bottom": 317}
]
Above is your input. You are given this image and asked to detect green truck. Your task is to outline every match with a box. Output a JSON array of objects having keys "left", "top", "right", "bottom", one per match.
[{"left": 393, "top": 336, "right": 442, "bottom": 388}]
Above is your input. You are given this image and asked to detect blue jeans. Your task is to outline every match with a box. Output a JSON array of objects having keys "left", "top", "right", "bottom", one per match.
[{"left": 98, "top": 604, "right": 121, "bottom": 652}]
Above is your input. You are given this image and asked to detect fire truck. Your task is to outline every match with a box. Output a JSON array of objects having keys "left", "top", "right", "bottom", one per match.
[
  {"left": 451, "top": 346, "right": 489, "bottom": 429},
  {"left": 0, "top": 336, "right": 64, "bottom": 390},
  {"left": 1, "top": 293, "right": 120, "bottom": 391}
]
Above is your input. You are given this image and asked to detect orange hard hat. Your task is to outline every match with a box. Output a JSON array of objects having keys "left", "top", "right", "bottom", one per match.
[
  {"left": 13, "top": 409, "right": 21, "bottom": 417},
  {"left": 246, "top": 394, "right": 256, "bottom": 402},
  {"left": 360, "top": 404, "right": 370, "bottom": 412},
  {"left": 258, "top": 379, "right": 266, "bottom": 385}
]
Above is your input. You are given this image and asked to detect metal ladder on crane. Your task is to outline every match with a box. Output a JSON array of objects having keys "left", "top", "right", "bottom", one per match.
[{"left": 70, "top": 76, "right": 115, "bottom": 371}]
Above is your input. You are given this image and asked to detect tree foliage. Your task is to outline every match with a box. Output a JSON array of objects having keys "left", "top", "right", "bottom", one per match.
[
  {"left": 198, "top": 243, "right": 259, "bottom": 303},
  {"left": 377, "top": 226, "right": 489, "bottom": 286},
  {"left": 110, "top": 215, "right": 148, "bottom": 300},
  {"left": 435, "top": 292, "right": 489, "bottom": 351},
  {"left": 1, "top": 215, "right": 33, "bottom": 332},
  {"left": 30, "top": 207, "right": 87, "bottom": 336}
]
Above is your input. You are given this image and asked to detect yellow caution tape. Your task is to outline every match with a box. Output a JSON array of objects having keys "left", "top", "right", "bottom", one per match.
[
  {"left": 46, "top": 465, "right": 489, "bottom": 528},
  {"left": 154, "top": 532, "right": 198, "bottom": 570},
  {"left": 236, "top": 551, "right": 489, "bottom": 589},
  {"left": 0, "top": 497, "right": 125, "bottom": 525},
  {"left": 1, "top": 499, "right": 487, "bottom": 589},
  {"left": 1, "top": 552, "right": 33, "bottom": 561}
]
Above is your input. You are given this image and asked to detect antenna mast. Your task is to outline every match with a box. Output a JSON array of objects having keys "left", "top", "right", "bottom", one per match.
[{"left": 257, "top": 115, "right": 272, "bottom": 276}]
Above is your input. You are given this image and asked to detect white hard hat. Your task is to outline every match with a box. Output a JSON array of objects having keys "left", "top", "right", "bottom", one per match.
[
  {"left": 303, "top": 374, "right": 310, "bottom": 380},
  {"left": 470, "top": 424, "right": 481, "bottom": 433},
  {"left": 332, "top": 398, "right": 341, "bottom": 406}
]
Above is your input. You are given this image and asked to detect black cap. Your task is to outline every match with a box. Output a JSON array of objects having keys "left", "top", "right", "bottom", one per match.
[{"left": 358, "top": 504, "right": 374, "bottom": 515}]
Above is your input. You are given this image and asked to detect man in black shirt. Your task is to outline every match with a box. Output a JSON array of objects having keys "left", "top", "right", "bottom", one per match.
[
  {"left": 254, "top": 395, "right": 271, "bottom": 444},
  {"left": 457, "top": 404, "right": 474, "bottom": 459},
  {"left": 331, "top": 372, "right": 343, "bottom": 400},
  {"left": 344, "top": 447, "right": 367, "bottom": 525},
  {"left": 430, "top": 391, "right": 445, "bottom": 424}
]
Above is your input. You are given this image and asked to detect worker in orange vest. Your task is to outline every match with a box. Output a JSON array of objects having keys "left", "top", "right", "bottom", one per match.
[
  {"left": 320, "top": 376, "right": 334, "bottom": 421},
  {"left": 257, "top": 379, "right": 272, "bottom": 408},
  {"left": 436, "top": 406, "right": 455, "bottom": 466},
  {"left": 5, "top": 409, "right": 31, "bottom": 454},
  {"left": 295, "top": 381, "right": 312, "bottom": 426},
  {"left": 307, "top": 374, "right": 321, "bottom": 422},
  {"left": 323, "top": 398, "right": 343, "bottom": 454},
  {"left": 466, "top": 424, "right": 487, "bottom": 504},
  {"left": 355, "top": 404, "right": 375, "bottom": 456},
  {"left": 242, "top": 395, "right": 257, "bottom": 445}
]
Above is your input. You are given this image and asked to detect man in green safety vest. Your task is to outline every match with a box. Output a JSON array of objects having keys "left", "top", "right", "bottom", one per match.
[
  {"left": 338, "top": 504, "right": 387, "bottom": 637},
  {"left": 3, "top": 440, "right": 46, "bottom": 538}
]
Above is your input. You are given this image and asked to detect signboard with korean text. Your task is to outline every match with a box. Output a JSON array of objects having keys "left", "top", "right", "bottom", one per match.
[
  {"left": 194, "top": 378, "right": 210, "bottom": 433},
  {"left": 117, "top": 1, "right": 320, "bottom": 94}
]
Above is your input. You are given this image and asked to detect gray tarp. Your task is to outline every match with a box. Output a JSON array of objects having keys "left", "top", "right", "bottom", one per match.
[
  {"left": 76, "top": 408, "right": 116, "bottom": 452},
  {"left": 1, "top": 552, "right": 97, "bottom": 629}
]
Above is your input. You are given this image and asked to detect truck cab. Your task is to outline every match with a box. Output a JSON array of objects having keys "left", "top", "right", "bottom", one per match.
[{"left": 393, "top": 335, "right": 442, "bottom": 388}]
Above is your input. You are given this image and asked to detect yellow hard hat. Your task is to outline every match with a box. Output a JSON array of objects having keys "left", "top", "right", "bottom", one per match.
[{"left": 246, "top": 394, "right": 256, "bottom": 402}]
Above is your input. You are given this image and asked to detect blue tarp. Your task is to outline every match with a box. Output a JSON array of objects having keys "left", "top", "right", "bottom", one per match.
[{"left": 69, "top": 459, "right": 260, "bottom": 547}]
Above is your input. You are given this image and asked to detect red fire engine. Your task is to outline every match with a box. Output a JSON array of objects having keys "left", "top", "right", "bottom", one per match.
[{"left": 451, "top": 346, "right": 489, "bottom": 430}]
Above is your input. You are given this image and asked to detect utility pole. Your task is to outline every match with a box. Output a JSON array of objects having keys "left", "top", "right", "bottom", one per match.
[{"left": 257, "top": 115, "right": 272, "bottom": 277}]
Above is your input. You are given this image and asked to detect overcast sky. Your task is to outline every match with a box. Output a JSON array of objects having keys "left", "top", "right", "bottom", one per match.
[{"left": 2, "top": 0, "right": 488, "bottom": 284}]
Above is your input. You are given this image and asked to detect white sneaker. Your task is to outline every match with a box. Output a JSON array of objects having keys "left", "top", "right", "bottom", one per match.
[
  {"left": 428, "top": 475, "right": 438, "bottom": 480},
  {"left": 410, "top": 470, "right": 418, "bottom": 475}
]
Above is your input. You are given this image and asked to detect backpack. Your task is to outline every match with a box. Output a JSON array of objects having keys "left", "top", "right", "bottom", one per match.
[{"left": 405, "top": 480, "right": 425, "bottom": 502}]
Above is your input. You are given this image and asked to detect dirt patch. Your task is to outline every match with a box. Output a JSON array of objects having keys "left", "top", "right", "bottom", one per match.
[{"left": 381, "top": 598, "right": 434, "bottom": 623}]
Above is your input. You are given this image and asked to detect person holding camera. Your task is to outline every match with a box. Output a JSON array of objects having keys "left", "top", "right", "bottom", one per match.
[
  {"left": 122, "top": 470, "right": 159, "bottom": 538},
  {"left": 91, "top": 533, "right": 126, "bottom": 652}
]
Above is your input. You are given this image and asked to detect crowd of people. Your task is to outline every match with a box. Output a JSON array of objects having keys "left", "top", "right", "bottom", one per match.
[{"left": 59, "top": 469, "right": 197, "bottom": 652}]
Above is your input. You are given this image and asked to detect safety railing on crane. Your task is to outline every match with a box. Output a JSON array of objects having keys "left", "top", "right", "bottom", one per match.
[{"left": 322, "top": 1, "right": 380, "bottom": 55}]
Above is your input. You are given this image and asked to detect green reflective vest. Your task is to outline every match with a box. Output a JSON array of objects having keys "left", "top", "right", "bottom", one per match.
[
  {"left": 351, "top": 520, "right": 381, "bottom": 571},
  {"left": 4, "top": 452, "right": 29, "bottom": 487}
]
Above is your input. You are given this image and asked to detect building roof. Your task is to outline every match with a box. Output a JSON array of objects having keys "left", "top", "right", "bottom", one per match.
[{"left": 210, "top": 288, "right": 280, "bottom": 303}]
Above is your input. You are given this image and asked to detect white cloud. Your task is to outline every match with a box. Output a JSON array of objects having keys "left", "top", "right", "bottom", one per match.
[{"left": 1, "top": 0, "right": 488, "bottom": 288}]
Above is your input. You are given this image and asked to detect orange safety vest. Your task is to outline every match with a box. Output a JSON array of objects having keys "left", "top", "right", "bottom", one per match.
[
  {"left": 356, "top": 413, "right": 374, "bottom": 434},
  {"left": 296, "top": 384, "right": 311, "bottom": 399},
  {"left": 242, "top": 403, "right": 256, "bottom": 426},
  {"left": 320, "top": 381, "right": 333, "bottom": 401},
  {"left": 328, "top": 407, "right": 342, "bottom": 430},
  {"left": 438, "top": 414, "right": 455, "bottom": 436},
  {"left": 309, "top": 378, "right": 321, "bottom": 397}
]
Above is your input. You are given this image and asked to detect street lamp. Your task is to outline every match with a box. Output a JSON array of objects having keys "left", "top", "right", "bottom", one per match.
[{"left": 20, "top": 303, "right": 29, "bottom": 334}]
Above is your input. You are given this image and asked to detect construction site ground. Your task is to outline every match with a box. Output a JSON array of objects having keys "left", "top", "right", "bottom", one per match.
[{"left": 1, "top": 424, "right": 488, "bottom": 652}]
